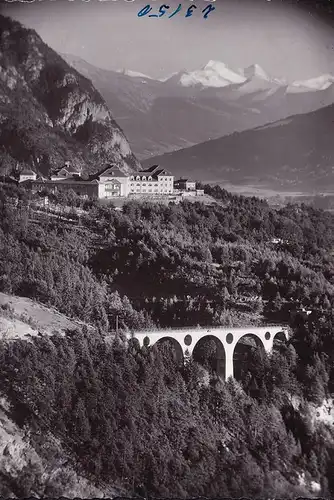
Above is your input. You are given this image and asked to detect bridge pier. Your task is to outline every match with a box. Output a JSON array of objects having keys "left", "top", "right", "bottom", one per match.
[
  {"left": 225, "top": 345, "right": 234, "bottom": 380},
  {"left": 126, "top": 326, "right": 289, "bottom": 382}
]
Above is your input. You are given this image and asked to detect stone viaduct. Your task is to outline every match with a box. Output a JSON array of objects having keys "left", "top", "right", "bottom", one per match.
[{"left": 126, "top": 325, "right": 289, "bottom": 381}]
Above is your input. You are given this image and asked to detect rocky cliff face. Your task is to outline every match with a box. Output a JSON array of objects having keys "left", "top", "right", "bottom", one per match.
[
  {"left": 0, "top": 15, "right": 140, "bottom": 175},
  {"left": 0, "top": 396, "right": 121, "bottom": 497}
]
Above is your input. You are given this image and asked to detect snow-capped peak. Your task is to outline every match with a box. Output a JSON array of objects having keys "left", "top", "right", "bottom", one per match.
[
  {"left": 116, "top": 69, "right": 152, "bottom": 80},
  {"left": 164, "top": 60, "right": 281, "bottom": 89},
  {"left": 243, "top": 63, "right": 269, "bottom": 81},
  {"left": 178, "top": 60, "right": 246, "bottom": 88},
  {"left": 289, "top": 74, "right": 334, "bottom": 92}
]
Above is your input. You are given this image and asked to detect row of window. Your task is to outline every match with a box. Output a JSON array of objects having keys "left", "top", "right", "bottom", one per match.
[
  {"left": 130, "top": 188, "right": 173, "bottom": 193},
  {"left": 129, "top": 184, "right": 173, "bottom": 187},
  {"left": 129, "top": 176, "right": 173, "bottom": 181},
  {"left": 130, "top": 176, "right": 153, "bottom": 181},
  {"left": 105, "top": 192, "right": 121, "bottom": 198}
]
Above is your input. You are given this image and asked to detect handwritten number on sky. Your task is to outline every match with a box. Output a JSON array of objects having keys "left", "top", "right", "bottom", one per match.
[{"left": 138, "top": 4, "right": 216, "bottom": 19}]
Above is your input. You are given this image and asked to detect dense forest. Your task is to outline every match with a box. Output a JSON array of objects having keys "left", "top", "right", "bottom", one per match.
[{"left": 0, "top": 182, "right": 333, "bottom": 497}]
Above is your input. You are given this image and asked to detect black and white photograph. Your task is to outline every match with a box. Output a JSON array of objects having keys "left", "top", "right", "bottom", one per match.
[{"left": 0, "top": 0, "right": 333, "bottom": 497}]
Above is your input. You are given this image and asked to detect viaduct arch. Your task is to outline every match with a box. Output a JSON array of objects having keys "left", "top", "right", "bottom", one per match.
[{"left": 126, "top": 326, "right": 289, "bottom": 381}]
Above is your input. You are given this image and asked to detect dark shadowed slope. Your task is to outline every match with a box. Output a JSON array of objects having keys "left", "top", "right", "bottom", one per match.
[{"left": 142, "top": 104, "right": 334, "bottom": 192}]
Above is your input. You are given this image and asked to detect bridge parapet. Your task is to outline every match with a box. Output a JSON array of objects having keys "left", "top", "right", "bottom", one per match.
[
  {"left": 125, "top": 324, "right": 289, "bottom": 381},
  {"left": 125, "top": 323, "right": 288, "bottom": 333}
]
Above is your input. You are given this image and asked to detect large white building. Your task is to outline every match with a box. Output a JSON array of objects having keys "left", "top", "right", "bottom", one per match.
[
  {"left": 174, "top": 178, "right": 196, "bottom": 191},
  {"left": 96, "top": 165, "right": 130, "bottom": 198},
  {"left": 23, "top": 162, "right": 176, "bottom": 200},
  {"left": 129, "top": 165, "right": 174, "bottom": 195}
]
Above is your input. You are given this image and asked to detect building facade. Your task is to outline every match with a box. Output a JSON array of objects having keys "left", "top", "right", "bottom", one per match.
[
  {"left": 96, "top": 166, "right": 130, "bottom": 197},
  {"left": 51, "top": 162, "right": 82, "bottom": 181},
  {"left": 19, "top": 169, "right": 37, "bottom": 183},
  {"left": 129, "top": 165, "right": 174, "bottom": 195},
  {"left": 20, "top": 162, "right": 177, "bottom": 200},
  {"left": 174, "top": 178, "right": 196, "bottom": 191},
  {"left": 31, "top": 178, "right": 100, "bottom": 198}
]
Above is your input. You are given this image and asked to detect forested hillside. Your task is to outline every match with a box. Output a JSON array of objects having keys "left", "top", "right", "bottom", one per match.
[{"left": 0, "top": 183, "right": 333, "bottom": 497}]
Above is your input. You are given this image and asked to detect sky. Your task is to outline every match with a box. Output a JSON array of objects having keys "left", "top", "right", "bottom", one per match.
[{"left": 1, "top": 0, "right": 334, "bottom": 81}]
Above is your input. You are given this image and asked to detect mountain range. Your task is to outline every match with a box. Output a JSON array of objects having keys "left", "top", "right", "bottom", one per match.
[
  {"left": 142, "top": 103, "right": 334, "bottom": 192},
  {"left": 1, "top": 13, "right": 333, "bottom": 193},
  {"left": 0, "top": 15, "right": 139, "bottom": 177},
  {"left": 62, "top": 55, "right": 334, "bottom": 160}
]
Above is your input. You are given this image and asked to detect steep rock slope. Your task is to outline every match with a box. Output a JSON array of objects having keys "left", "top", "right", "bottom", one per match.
[
  {"left": 0, "top": 16, "right": 140, "bottom": 175},
  {"left": 0, "top": 398, "right": 111, "bottom": 498},
  {"left": 0, "top": 387, "right": 131, "bottom": 498}
]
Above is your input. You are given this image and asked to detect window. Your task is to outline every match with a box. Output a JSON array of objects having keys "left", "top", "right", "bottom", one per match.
[
  {"left": 148, "top": 176, "right": 152, "bottom": 181},
  {"left": 142, "top": 176, "right": 146, "bottom": 181}
]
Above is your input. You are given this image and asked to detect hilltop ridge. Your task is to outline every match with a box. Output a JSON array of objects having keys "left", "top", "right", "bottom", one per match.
[{"left": 142, "top": 102, "right": 334, "bottom": 191}]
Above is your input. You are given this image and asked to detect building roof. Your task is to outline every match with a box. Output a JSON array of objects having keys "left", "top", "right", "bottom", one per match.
[
  {"left": 52, "top": 171, "right": 84, "bottom": 180},
  {"left": 52, "top": 168, "right": 70, "bottom": 178},
  {"left": 57, "top": 175, "right": 85, "bottom": 182},
  {"left": 99, "top": 165, "right": 128, "bottom": 178},
  {"left": 66, "top": 165, "right": 80, "bottom": 173},
  {"left": 155, "top": 168, "right": 173, "bottom": 176},
  {"left": 57, "top": 178, "right": 99, "bottom": 185},
  {"left": 53, "top": 164, "right": 81, "bottom": 177},
  {"left": 34, "top": 178, "right": 97, "bottom": 185},
  {"left": 20, "top": 169, "right": 36, "bottom": 176},
  {"left": 61, "top": 163, "right": 81, "bottom": 173},
  {"left": 139, "top": 165, "right": 161, "bottom": 174},
  {"left": 176, "top": 178, "right": 195, "bottom": 183},
  {"left": 136, "top": 165, "right": 173, "bottom": 178}
]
